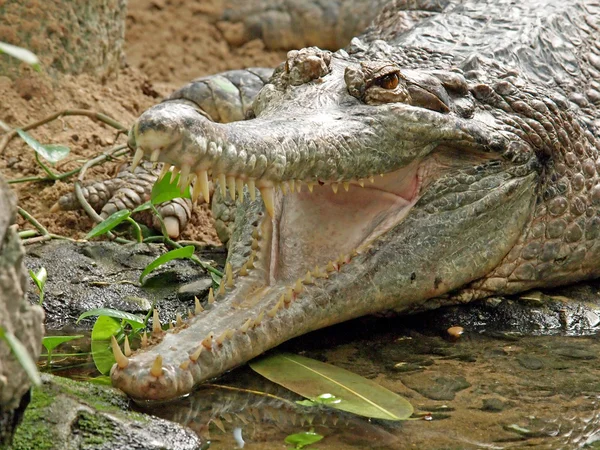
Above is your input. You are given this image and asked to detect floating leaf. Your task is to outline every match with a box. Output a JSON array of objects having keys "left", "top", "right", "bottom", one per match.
[
  {"left": 151, "top": 171, "right": 191, "bottom": 205},
  {"left": 284, "top": 431, "right": 323, "bottom": 449},
  {"left": 42, "top": 335, "right": 84, "bottom": 353},
  {"left": 139, "top": 245, "right": 195, "bottom": 283},
  {"left": 85, "top": 210, "right": 131, "bottom": 239},
  {"left": 77, "top": 308, "right": 144, "bottom": 325},
  {"left": 250, "top": 353, "right": 413, "bottom": 421},
  {"left": 91, "top": 316, "right": 122, "bottom": 375},
  {"left": 0, "top": 42, "right": 41, "bottom": 71},
  {"left": 0, "top": 326, "right": 41, "bottom": 386},
  {"left": 16, "top": 129, "right": 69, "bottom": 162}
]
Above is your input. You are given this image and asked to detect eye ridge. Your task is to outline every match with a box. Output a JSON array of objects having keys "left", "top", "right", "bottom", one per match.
[{"left": 376, "top": 72, "right": 400, "bottom": 90}]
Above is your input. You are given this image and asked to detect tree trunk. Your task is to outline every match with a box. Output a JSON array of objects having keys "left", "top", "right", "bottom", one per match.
[{"left": 0, "top": 0, "right": 127, "bottom": 79}]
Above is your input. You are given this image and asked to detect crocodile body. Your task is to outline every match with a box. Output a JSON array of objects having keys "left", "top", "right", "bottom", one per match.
[{"left": 110, "top": 0, "right": 600, "bottom": 400}]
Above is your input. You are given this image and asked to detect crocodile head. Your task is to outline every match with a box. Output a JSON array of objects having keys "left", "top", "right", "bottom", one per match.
[{"left": 111, "top": 45, "right": 539, "bottom": 400}]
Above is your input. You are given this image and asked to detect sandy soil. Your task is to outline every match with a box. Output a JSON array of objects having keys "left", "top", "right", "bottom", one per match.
[{"left": 0, "top": 0, "right": 286, "bottom": 244}]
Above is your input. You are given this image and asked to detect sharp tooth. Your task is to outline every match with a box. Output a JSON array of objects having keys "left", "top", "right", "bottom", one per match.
[
  {"left": 358, "top": 179, "right": 365, "bottom": 188},
  {"left": 343, "top": 182, "right": 350, "bottom": 191},
  {"left": 240, "top": 318, "right": 252, "bottom": 333},
  {"left": 285, "top": 287, "right": 294, "bottom": 304},
  {"left": 296, "top": 181, "right": 302, "bottom": 193},
  {"left": 259, "top": 187, "right": 275, "bottom": 218},
  {"left": 111, "top": 335, "right": 129, "bottom": 369},
  {"left": 167, "top": 167, "right": 179, "bottom": 184},
  {"left": 150, "top": 148, "right": 160, "bottom": 162},
  {"left": 218, "top": 282, "right": 225, "bottom": 296},
  {"left": 187, "top": 308, "right": 194, "bottom": 319},
  {"left": 176, "top": 313, "right": 184, "bottom": 327},
  {"left": 248, "top": 251, "right": 256, "bottom": 269},
  {"left": 141, "top": 331, "right": 148, "bottom": 348},
  {"left": 212, "top": 418, "right": 226, "bottom": 433},
  {"left": 131, "top": 148, "right": 144, "bottom": 171},
  {"left": 294, "top": 279, "right": 303, "bottom": 294},
  {"left": 289, "top": 179, "right": 295, "bottom": 192},
  {"left": 169, "top": 321, "right": 174, "bottom": 329},
  {"left": 152, "top": 310, "right": 162, "bottom": 335},
  {"left": 150, "top": 355, "right": 163, "bottom": 377},
  {"left": 369, "top": 175, "right": 375, "bottom": 183},
  {"left": 227, "top": 176, "right": 236, "bottom": 201},
  {"left": 216, "top": 329, "right": 234, "bottom": 345},
  {"left": 191, "top": 174, "right": 201, "bottom": 203},
  {"left": 124, "top": 335, "right": 132, "bottom": 357},
  {"left": 218, "top": 173, "right": 227, "bottom": 197},
  {"left": 381, "top": 173, "right": 384, "bottom": 177},
  {"left": 251, "top": 239, "right": 259, "bottom": 250},
  {"left": 281, "top": 181, "right": 289, "bottom": 195},
  {"left": 159, "top": 164, "right": 171, "bottom": 180},
  {"left": 198, "top": 170, "right": 210, "bottom": 203},
  {"left": 253, "top": 310, "right": 265, "bottom": 327},
  {"left": 248, "top": 179, "right": 256, "bottom": 201},
  {"left": 179, "top": 164, "right": 191, "bottom": 192},
  {"left": 267, "top": 299, "right": 281, "bottom": 318},
  {"left": 332, "top": 183, "right": 339, "bottom": 194},
  {"left": 304, "top": 271, "right": 313, "bottom": 284},
  {"left": 189, "top": 345, "right": 203, "bottom": 362},
  {"left": 208, "top": 288, "right": 215, "bottom": 304},
  {"left": 180, "top": 360, "right": 190, "bottom": 370},
  {"left": 195, "top": 296, "right": 204, "bottom": 313},
  {"left": 236, "top": 178, "right": 244, "bottom": 202},
  {"left": 240, "top": 263, "right": 248, "bottom": 276},
  {"left": 326, "top": 261, "right": 336, "bottom": 272},
  {"left": 252, "top": 228, "right": 260, "bottom": 240},
  {"left": 201, "top": 332, "right": 214, "bottom": 350},
  {"left": 307, "top": 182, "right": 314, "bottom": 193},
  {"left": 226, "top": 262, "right": 233, "bottom": 288}
]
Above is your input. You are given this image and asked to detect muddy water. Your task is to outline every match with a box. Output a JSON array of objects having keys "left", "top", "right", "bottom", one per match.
[{"left": 136, "top": 291, "right": 600, "bottom": 450}]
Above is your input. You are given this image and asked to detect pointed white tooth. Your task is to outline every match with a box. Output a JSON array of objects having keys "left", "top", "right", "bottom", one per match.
[
  {"left": 131, "top": 148, "right": 144, "bottom": 171},
  {"left": 307, "top": 182, "right": 314, "bottom": 193},
  {"left": 227, "top": 176, "right": 236, "bottom": 201},
  {"left": 369, "top": 175, "right": 375, "bottom": 183},
  {"left": 192, "top": 174, "right": 202, "bottom": 203},
  {"left": 259, "top": 186, "right": 275, "bottom": 218},
  {"left": 124, "top": 335, "right": 132, "bottom": 357},
  {"left": 170, "top": 167, "right": 180, "bottom": 184},
  {"left": 343, "top": 182, "right": 350, "bottom": 191},
  {"left": 218, "top": 173, "right": 227, "bottom": 197},
  {"left": 159, "top": 164, "right": 171, "bottom": 180},
  {"left": 358, "top": 179, "right": 365, "bottom": 188},
  {"left": 179, "top": 164, "right": 191, "bottom": 191},
  {"left": 281, "top": 181, "right": 289, "bottom": 195},
  {"left": 296, "top": 181, "right": 302, "bottom": 193},
  {"left": 248, "top": 179, "right": 256, "bottom": 201},
  {"left": 198, "top": 170, "right": 210, "bottom": 203},
  {"left": 332, "top": 183, "right": 339, "bottom": 194},
  {"left": 111, "top": 336, "right": 129, "bottom": 369},
  {"left": 289, "top": 179, "right": 295, "bottom": 192},
  {"left": 150, "top": 355, "right": 163, "bottom": 377},
  {"left": 150, "top": 148, "right": 160, "bottom": 162},
  {"left": 236, "top": 178, "right": 244, "bottom": 202}
]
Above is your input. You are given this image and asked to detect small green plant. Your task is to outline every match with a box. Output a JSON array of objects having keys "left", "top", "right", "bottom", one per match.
[
  {"left": 284, "top": 429, "right": 323, "bottom": 449},
  {"left": 41, "top": 335, "right": 84, "bottom": 365},
  {"left": 29, "top": 267, "right": 47, "bottom": 304}
]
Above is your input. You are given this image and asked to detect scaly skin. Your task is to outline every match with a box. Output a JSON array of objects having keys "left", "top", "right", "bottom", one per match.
[{"left": 111, "top": 0, "right": 600, "bottom": 401}]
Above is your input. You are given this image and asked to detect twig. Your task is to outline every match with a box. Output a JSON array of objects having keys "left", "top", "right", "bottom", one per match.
[
  {"left": 0, "top": 109, "right": 127, "bottom": 154},
  {"left": 17, "top": 207, "right": 77, "bottom": 245}
]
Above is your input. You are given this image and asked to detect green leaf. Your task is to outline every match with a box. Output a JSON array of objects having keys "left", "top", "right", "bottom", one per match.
[
  {"left": 29, "top": 267, "right": 47, "bottom": 292},
  {"left": 0, "top": 326, "right": 41, "bottom": 386},
  {"left": 42, "top": 335, "right": 84, "bottom": 353},
  {"left": 16, "top": 129, "right": 69, "bottom": 163},
  {"left": 85, "top": 210, "right": 131, "bottom": 239},
  {"left": 250, "top": 353, "right": 413, "bottom": 421},
  {"left": 284, "top": 431, "right": 323, "bottom": 449},
  {"left": 139, "top": 245, "right": 195, "bottom": 283},
  {"left": 132, "top": 201, "right": 152, "bottom": 213},
  {"left": 151, "top": 171, "right": 191, "bottom": 205},
  {"left": 85, "top": 375, "right": 113, "bottom": 386},
  {"left": 91, "top": 316, "right": 122, "bottom": 375},
  {"left": 0, "top": 42, "right": 41, "bottom": 71},
  {"left": 210, "top": 270, "right": 222, "bottom": 287},
  {"left": 77, "top": 308, "right": 144, "bottom": 325}
]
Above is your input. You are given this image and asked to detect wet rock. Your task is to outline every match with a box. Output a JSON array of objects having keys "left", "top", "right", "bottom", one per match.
[
  {"left": 24, "top": 240, "right": 218, "bottom": 330},
  {"left": 10, "top": 374, "right": 203, "bottom": 450},
  {"left": 516, "top": 355, "right": 545, "bottom": 370},
  {"left": 481, "top": 398, "right": 509, "bottom": 412},
  {"left": 177, "top": 278, "right": 213, "bottom": 301},
  {"left": 552, "top": 345, "right": 596, "bottom": 360},
  {"left": 401, "top": 374, "right": 471, "bottom": 401}
]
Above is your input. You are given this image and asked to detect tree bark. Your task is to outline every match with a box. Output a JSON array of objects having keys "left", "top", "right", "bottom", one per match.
[{"left": 0, "top": 0, "right": 127, "bottom": 79}]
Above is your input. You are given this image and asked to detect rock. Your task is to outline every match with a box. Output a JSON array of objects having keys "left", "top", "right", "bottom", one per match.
[
  {"left": 0, "top": 176, "right": 44, "bottom": 447},
  {"left": 177, "top": 278, "right": 213, "bottom": 301},
  {"left": 10, "top": 374, "right": 204, "bottom": 450},
  {"left": 481, "top": 398, "right": 509, "bottom": 412},
  {"left": 516, "top": 355, "right": 545, "bottom": 370},
  {"left": 401, "top": 374, "right": 471, "bottom": 401}
]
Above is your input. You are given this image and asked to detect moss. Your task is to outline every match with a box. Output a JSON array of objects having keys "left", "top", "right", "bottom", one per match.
[
  {"left": 10, "top": 387, "right": 59, "bottom": 450},
  {"left": 75, "top": 411, "right": 115, "bottom": 447}
]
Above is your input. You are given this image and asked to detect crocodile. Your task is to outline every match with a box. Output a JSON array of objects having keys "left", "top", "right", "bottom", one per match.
[{"left": 110, "top": 0, "right": 600, "bottom": 401}]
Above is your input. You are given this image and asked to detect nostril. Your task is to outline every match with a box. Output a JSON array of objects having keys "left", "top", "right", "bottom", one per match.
[{"left": 285, "top": 47, "right": 332, "bottom": 86}]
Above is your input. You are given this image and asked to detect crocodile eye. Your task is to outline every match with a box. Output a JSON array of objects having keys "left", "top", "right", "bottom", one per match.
[{"left": 377, "top": 72, "right": 399, "bottom": 90}]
